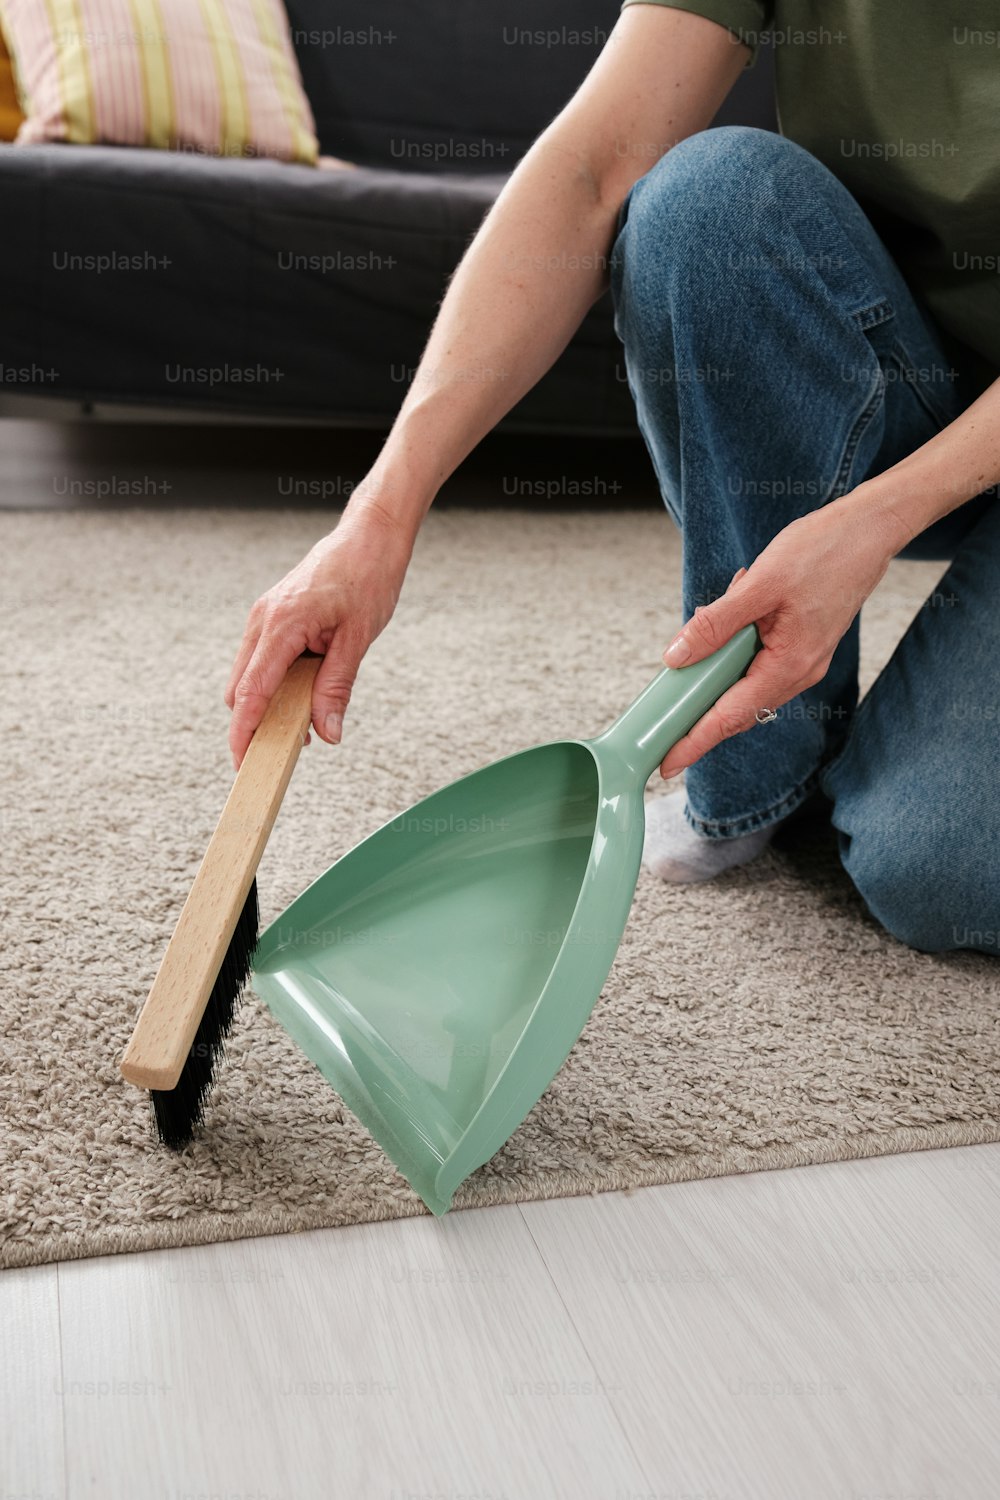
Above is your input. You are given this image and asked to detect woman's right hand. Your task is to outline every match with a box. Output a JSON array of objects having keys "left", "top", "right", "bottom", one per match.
[{"left": 225, "top": 501, "right": 414, "bottom": 769}]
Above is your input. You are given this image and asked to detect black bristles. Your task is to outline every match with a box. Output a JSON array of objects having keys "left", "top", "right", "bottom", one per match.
[{"left": 151, "top": 879, "right": 260, "bottom": 1149}]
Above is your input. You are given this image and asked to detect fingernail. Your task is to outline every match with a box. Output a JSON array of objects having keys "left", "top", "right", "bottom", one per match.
[
  {"left": 661, "top": 764, "right": 683, "bottom": 780},
  {"left": 664, "top": 635, "right": 691, "bottom": 667},
  {"left": 324, "top": 712, "right": 343, "bottom": 744}
]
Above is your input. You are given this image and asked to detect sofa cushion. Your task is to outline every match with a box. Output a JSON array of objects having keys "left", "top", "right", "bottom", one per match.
[{"left": 0, "top": 143, "right": 635, "bottom": 431}]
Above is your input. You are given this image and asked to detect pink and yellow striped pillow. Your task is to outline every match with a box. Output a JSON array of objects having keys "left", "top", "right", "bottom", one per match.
[{"left": 0, "top": 0, "right": 318, "bottom": 163}]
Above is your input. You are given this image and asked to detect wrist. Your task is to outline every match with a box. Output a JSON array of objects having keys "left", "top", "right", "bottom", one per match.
[
  {"left": 833, "top": 477, "right": 916, "bottom": 558},
  {"left": 337, "top": 468, "right": 432, "bottom": 559}
]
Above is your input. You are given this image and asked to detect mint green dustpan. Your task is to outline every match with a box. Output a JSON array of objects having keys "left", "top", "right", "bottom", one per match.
[{"left": 251, "top": 625, "right": 760, "bottom": 1214}]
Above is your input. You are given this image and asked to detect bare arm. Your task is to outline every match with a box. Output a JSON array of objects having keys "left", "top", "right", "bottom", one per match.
[
  {"left": 367, "top": 8, "right": 749, "bottom": 509},
  {"left": 227, "top": 7, "right": 749, "bottom": 764}
]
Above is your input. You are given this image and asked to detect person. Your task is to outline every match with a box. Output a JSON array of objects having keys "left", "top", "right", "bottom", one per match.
[{"left": 226, "top": 3, "right": 1000, "bottom": 955}]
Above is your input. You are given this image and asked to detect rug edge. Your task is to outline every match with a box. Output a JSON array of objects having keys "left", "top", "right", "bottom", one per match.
[{"left": 4, "top": 1116, "right": 998, "bottom": 1272}]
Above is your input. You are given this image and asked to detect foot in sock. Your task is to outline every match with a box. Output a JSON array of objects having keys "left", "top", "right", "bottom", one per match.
[{"left": 642, "top": 788, "right": 777, "bottom": 883}]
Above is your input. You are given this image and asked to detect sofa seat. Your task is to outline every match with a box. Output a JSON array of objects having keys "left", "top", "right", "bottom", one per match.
[{"left": 0, "top": 142, "right": 636, "bottom": 432}]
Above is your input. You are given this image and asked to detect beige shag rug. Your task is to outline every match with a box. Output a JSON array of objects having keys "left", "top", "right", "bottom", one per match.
[{"left": 2, "top": 504, "right": 998, "bottom": 1269}]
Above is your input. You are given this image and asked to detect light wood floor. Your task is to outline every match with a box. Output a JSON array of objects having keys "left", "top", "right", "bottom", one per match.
[{"left": 5, "top": 1142, "right": 999, "bottom": 1500}]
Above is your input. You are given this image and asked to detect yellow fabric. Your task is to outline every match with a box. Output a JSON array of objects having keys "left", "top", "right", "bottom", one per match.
[
  {"left": 41, "top": 0, "right": 96, "bottom": 143},
  {"left": 0, "top": 16, "right": 23, "bottom": 138},
  {"left": 197, "top": 0, "right": 250, "bottom": 156},
  {"left": 126, "top": 0, "right": 174, "bottom": 150},
  {"left": 247, "top": 0, "right": 313, "bottom": 164}
]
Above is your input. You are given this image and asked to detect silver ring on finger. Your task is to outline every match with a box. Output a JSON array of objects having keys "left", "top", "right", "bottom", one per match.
[{"left": 755, "top": 706, "right": 778, "bottom": 724}]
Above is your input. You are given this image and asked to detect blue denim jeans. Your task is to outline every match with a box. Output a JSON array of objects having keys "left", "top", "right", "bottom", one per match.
[{"left": 609, "top": 126, "right": 999, "bottom": 954}]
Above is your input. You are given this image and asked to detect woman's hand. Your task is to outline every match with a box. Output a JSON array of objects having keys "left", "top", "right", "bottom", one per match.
[
  {"left": 657, "top": 491, "right": 907, "bottom": 779},
  {"left": 225, "top": 502, "right": 413, "bottom": 769}
]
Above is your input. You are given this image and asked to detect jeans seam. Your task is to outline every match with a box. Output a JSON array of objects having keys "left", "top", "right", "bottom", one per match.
[
  {"left": 885, "top": 339, "right": 953, "bottom": 431},
  {"left": 797, "top": 229, "right": 893, "bottom": 496},
  {"left": 683, "top": 765, "right": 824, "bottom": 839},
  {"left": 816, "top": 633, "right": 893, "bottom": 802},
  {"left": 829, "top": 349, "right": 886, "bottom": 497}
]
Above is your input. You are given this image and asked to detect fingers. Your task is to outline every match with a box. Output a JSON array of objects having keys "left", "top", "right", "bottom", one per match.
[
  {"left": 663, "top": 565, "right": 761, "bottom": 668},
  {"left": 228, "top": 632, "right": 307, "bottom": 770},
  {"left": 224, "top": 603, "right": 263, "bottom": 710},
  {"left": 311, "top": 631, "right": 367, "bottom": 745},
  {"left": 658, "top": 656, "right": 800, "bottom": 779},
  {"left": 228, "top": 626, "right": 368, "bottom": 768}
]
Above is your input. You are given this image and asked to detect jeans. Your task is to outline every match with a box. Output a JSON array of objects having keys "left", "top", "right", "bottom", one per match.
[{"left": 609, "top": 126, "right": 999, "bottom": 955}]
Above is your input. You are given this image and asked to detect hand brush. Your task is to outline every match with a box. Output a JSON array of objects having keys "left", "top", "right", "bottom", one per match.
[{"left": 120, "top": 654, "right": 321, "bottom": 1146}]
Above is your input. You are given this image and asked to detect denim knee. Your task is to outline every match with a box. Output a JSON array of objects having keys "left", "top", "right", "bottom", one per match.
[
  {"left": 839, "top": 806, "right": 986, "bottom": 954},
  {"left": 613, "top": 126, "right": 819, "bottom": 327},
  {"left": 629, "top": 124, "right": 806, "bottom": 220}
]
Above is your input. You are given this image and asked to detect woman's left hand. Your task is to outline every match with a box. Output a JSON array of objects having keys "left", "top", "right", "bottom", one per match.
[{"left": 657, "top": 490, "right": 907, "bottom": 779}]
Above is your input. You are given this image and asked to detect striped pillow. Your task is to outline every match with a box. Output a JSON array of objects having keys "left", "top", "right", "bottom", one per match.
[{"left": 0, "top": 0, "right": 318, "bottom": 164}]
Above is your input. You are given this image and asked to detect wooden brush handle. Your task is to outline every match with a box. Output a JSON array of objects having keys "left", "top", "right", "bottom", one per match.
[{"left": 120, "top": 655, "right": 322, "bottom": 1091}]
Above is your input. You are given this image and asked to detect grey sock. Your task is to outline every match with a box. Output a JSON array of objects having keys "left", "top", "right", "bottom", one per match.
[{"left": 642, "top": 788, "right": 777, "bottom": 884}]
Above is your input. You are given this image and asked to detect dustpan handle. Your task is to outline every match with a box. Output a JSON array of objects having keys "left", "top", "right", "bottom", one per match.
[{"left": 593, "top": 623, "right": 761, "bottom": 782}]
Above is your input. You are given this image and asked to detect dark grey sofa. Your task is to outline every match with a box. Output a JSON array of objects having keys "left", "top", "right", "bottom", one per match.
[{"left": 0, "top": 1, "right": 775, "bottom": 435}]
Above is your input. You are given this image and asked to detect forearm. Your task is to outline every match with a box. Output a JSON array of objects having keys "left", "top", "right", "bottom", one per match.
[
  {"left": 335, "top": 8, "right": 748, "bottom": 548},
  {"left": 344, "top": 130, "right": 619, "bottom": 541},
  {"left": 848, "top": 375, "right": 1000, "bottom": 551}
]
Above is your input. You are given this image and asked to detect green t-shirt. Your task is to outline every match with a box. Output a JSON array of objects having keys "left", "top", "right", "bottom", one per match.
[{"left": 620, "top": 0, "right": 1000, "bottom": 394}]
